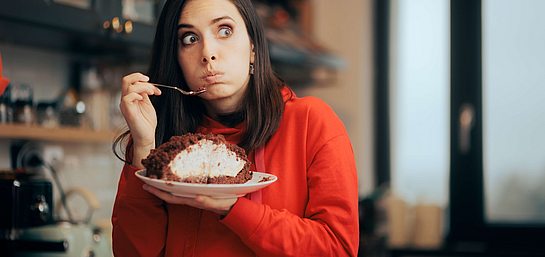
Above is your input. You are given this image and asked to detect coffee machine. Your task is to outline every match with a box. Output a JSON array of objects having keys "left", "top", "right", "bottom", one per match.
[
  {"left": 0, "top": 152, "right": 111, "bottom": 256},
  {"left": 0, "top": 176, "right": 66, "bottom": 253},
  {"left": 0, "top": 178, "right": 54, "bottom": 235}
]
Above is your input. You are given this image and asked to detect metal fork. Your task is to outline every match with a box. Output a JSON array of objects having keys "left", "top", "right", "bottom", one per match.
[{"left": 150, "top": 83, "right": 207, "bottom": 96}]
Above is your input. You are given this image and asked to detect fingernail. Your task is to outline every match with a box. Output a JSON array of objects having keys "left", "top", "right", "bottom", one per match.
[{"left": 142, "top": 184, "right": 148, "bottom": 190}]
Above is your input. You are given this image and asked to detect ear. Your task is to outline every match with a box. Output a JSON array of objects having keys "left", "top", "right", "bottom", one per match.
[{"left": 250, "top": 43, "right": 255, "bottom": 63}]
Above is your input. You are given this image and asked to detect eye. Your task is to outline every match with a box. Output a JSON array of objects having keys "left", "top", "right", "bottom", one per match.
[
  {"left": 181, "top": 34, "right": 198, "bottom": 45},
  {"left": 218, "top": 27, "right": 232, "bottom": 38}
]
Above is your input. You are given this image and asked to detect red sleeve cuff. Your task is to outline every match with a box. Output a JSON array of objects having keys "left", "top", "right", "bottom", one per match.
[{"left": 220, "top": 197, "right": 265, "bottom": 240}]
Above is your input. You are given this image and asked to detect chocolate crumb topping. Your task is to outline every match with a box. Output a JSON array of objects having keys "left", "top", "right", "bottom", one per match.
[{"left": 142, "top": 133, "right": 252, "bottom": 184}]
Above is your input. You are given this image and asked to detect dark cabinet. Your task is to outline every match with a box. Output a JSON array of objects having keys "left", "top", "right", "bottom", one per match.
[
  {"left": 0, "top": 0, "right": 344, "bottom": 87},
  {"left": 0, "top": 0, "right": 109, "bottom": 36},
  {"left": 0, "top": 0, "right": 163, "bottom": 63}
]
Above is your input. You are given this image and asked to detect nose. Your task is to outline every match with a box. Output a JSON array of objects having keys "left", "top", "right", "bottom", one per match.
[
  {"left": 201, "top": 38, "right": 217, "bottom": 64},
  {"left": 202, "top": 55, "right": 216, "bottom": 63}
]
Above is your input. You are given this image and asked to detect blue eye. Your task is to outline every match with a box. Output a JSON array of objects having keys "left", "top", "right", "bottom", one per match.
[
  {"left": 182, "top": 34, "right": 198, "bottom": 45},
  {"left": 218, "top": 28, "right": 232, "bottom": 37}
]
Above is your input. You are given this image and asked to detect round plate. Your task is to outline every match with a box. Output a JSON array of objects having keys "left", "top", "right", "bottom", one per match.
[{"left": 135, "top": 169, "right": 277, "bottom": 198}]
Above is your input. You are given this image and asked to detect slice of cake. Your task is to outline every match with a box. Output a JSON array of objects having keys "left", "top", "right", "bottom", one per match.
[{"left": 142, "top": 133, "right": 252, "bottom": 184}]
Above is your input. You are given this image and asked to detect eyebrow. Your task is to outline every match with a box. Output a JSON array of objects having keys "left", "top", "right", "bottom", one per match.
[{"left": 177, "top": 16, "right": 236, "bottom": 30}]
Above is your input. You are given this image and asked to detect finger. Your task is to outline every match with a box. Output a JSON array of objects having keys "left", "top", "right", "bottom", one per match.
[
  {"left": 145, "top": 83, "right": 162, "bottom": 95},
  {"left": 125, "top": 72, "right": 149, "bottom": 84},
  {"left": 122, "top": 73, "right": 150, "bottom": 93},
  {"left": 119, "top": 92, "right": 147, "bottom": 118},
  {"left": 142, "top": 185, "right": 237, "bottom": 215},
  {"left": 142, "top": 185, "right": 202, "bottom": 207},
  {"left": 142, "top": 92, "right": 152, "bottom": 103},
  {"left": 125, "top": 83, "right": 159, "bottom": 96},
  {"left": 121, "top": 92, "right": 144, "bottom": 103},
  {"left": 195, "top": 195, "right": 238, "bottom": 212},
  {"left": 155, "top": 86, "right": 162, "bottom": 95}
]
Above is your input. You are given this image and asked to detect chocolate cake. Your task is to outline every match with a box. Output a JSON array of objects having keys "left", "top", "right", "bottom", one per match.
[{"left": 142, "top": 133, "right": 252, "bottom": 184}]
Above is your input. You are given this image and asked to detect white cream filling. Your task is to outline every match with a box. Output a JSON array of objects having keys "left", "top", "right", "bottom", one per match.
[{"left": 167, "top": 139, "right": 245, "bottom": 181}]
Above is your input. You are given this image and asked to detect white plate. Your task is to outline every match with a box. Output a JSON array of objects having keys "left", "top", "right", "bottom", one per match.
[{"left": 135, "top": 170, "right": 277, "bottom": 198}]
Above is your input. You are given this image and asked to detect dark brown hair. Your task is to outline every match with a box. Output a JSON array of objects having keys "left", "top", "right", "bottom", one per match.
[{"left": 113, "top": 0, "right": 287, "bottom": 162}]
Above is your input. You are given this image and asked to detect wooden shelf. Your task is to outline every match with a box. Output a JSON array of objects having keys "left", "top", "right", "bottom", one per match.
[{"left": 0, "top": 123, "right": 117, "bottom": 143}]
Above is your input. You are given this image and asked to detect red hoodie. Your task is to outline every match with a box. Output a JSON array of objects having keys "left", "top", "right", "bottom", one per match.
[
  {"left": 112, "top": 88, "right": 359, "bottom": 256},
  {"left": 0, "top": 52, "right": 10, "bottom": 95}
]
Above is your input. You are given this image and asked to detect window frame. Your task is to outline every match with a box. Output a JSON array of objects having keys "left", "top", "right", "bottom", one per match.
[
  {"left": 449, "top": 0, "right": 545, "bottom": 252},
  {"left": 376, "top": 0, "right": 545, "bottom": 254}
]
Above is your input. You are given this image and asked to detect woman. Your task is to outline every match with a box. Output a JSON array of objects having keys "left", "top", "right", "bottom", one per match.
[{"left": 112, "top": 0, "right": 359, "bottom": 256}]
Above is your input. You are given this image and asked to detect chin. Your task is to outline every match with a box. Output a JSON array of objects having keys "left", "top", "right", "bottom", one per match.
[
  {"left": 200, "top": 91, "right": 229, "bottom": 101},
  {"left": 199, "top": 81, "right": 247, "bottom": 101},
  {"left": 203, "top": 84, "right": 234, "bottom": 96}
]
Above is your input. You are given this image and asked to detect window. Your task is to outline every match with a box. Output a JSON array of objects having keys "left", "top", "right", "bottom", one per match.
[
  {"left": 388, "top": 0, "right": 449, "bottom": 207},
  {"left": 482, "top": 0, "right": 545, "bottom": 224},
  {"left": 380, "top": 0, "right": 545, "bottom": 254}
]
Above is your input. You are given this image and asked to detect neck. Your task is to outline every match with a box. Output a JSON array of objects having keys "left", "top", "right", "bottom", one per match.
[{"left": 203, "top": 98, "right": 241, "bottom": 120}]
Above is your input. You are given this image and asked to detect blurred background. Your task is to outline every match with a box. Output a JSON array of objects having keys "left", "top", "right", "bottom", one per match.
[{"left": 0, "top": 0, "right": 544, "bottom": 256}]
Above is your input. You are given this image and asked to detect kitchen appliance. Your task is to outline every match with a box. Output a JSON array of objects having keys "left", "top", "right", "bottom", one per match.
[
  {"left": 4, "top": 222, "right": 111, "bottom": 257},
  {"left": 0, "top": 170, "right": 111, "bottom": 256},
  {"left": 0, "top": 179, "right": 54, "bottom": 236}
]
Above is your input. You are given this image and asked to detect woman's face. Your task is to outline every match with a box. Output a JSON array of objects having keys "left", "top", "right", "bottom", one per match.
[{"left": 177, "top": 0, "right": 254, "bottom": 111}]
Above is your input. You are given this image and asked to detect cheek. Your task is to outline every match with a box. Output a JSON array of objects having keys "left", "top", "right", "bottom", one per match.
[
  {"left": 178, "top": 53, "right": 198, "bottom": 77},
  {"left": 228, "top": 44, "right": 251, "bottom": 69}
]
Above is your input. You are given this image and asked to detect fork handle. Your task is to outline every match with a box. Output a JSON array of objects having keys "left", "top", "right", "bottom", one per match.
[{"left": 150, "top": 83, "right": 177, "bottom": 90}]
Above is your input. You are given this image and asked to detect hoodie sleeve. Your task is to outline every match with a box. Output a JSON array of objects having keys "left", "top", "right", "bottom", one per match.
[
  {"left": 112, "top": 162, "right": 168, "bottom": 256},
  {"left": 221, "top": 134, "right": 359, "bottom": 256}
]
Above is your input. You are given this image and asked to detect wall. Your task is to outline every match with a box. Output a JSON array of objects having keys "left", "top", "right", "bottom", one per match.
[
  {"left": 0, "top": 43, "right": 125, "bottom": 227},
  {"left": 299, "top": 0, "right": 375, "bottom": 197}
]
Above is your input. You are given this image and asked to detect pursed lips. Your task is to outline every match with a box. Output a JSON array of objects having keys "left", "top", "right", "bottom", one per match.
[{"left": 202, "top": 73, "right": 224, "bottom": 84}]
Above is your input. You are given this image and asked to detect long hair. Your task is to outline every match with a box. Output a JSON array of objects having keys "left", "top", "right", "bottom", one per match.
[{"left": 113, "top": 0, "right": 286, "bottom": 163}]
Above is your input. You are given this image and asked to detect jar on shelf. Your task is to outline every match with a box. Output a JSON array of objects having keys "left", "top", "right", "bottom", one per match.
[
  {"left": 13, "top": 84, "right": 35, "bottom": 125},
  {"left": 36, "top": 101, "right": 59, "bottom": 128},
  {"left": 0, "top": 83, "right": 13, "bottom": 124}
]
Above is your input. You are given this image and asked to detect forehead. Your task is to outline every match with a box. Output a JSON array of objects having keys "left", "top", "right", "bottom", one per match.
[{"left": 179, "top": 0, "right": 242, "bottom": 24}]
